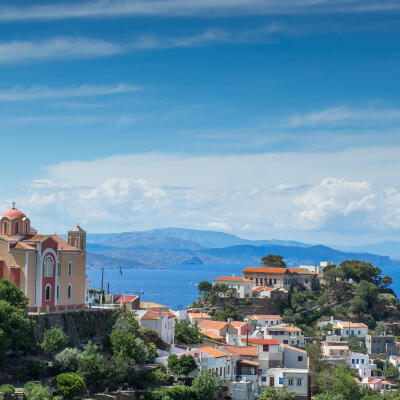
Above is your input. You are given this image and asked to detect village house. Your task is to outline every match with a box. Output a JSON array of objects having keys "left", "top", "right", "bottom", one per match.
[
  {"left": 242, "top": 266, "right": 318, "bottom": 290},
  {"left": 361, "top": 376, "right": 397, "bottom": 392},
  {"left": 226, "top": 321, "right": 254, "bottom": 346},
  {"left": 321, "top": 341, "right": 350, "bottom": 366},
  {"left": 320, "top": 318, "right": 368, "bottom": 340},
  {"left": 213, "top": 276, "right": 253, "bottom": 298},
  {"left": 198, "top": 320, "right": 236, "bottom": 340},
  {"left": 188, "top": 312, "right": 212, "bottom": 326},
  {"left": 136, "top": 308, "right": 176, "bottom": 344},
  {"left": 281, "top": 345, "right": 308, "bottom": 369},
  {"left": 240, "top": 338, "right": 282, "bottom": 370},
  {"left": 0, "top": 205, "right": 86, "bottom": 313},
  {"left": 116, "top": 294, "right": 140, "bottom": 310},
  {"left": 263, "top": 324, "right": 305, "bottom": 348},
  {"left": 252, "top": 286, "right": 287, "bottom": 298},
  {"left": 346, "top": 351, "right": 377, "bottom": 379},
  {"left": 366, "top": 334, "right": 397, "bottom": 356},
  {"left": 247, "top": 315, "right": 282, "bottom": 327},
  {"left": 261, "top": 368, "right": 309, "bottom": 398}
]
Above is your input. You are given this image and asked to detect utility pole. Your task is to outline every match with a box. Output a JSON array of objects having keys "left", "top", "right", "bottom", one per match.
[{"left": 100, "top": 267, "right": 104, "bottom": 306}]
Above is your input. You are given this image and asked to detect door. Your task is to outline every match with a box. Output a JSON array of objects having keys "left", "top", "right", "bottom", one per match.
[{"left": 270, "top": 377, "right": 275, "bottom": 387}]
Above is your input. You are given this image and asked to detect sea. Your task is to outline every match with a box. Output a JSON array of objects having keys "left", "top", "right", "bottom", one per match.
[{"left": 86, "top": 264, "right": 400, "bottom": 310}]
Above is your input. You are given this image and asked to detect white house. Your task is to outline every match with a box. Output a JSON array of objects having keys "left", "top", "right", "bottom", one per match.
[
  {"left": 241, "top": 338, "right": 282, "bottom": 370},
  {"left": 247, "top": 315, "right": 282, "bottom": 327},
  {"left": 260, "top": 368, "right": 309, "bottom": 398},
  {"left": 264, "top": 324, "right": 305, "bottom": 348},
  {"left": 320, "top": 318, "right": 368, "bottom": 340},
  {"left": 137, "top": 308, "right": 176, "bottom": 344},
  {"left": 282, "top": 345, "right": 308, "bottom": 369},
  {"left": 213, "top": 276, "right": 253, "bottom": 298},
  {"left": 299, "top": 261, "right": 331, "bottom": 274},
  {"left": 346, "top": 351, "right": 376, "bottom": 379}
]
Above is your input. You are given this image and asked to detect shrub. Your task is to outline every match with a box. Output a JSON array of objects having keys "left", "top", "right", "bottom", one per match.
[
  {"left": 54, "top": 348, "right": 82, "bottom": 373},
  {"left": 152, "top": 368, "right": 171, "bottom": 387},
  {"left": 53, "top": 373, "right": 86, "bottom": 399},
  {"left": 41, "top": 328, "right": 69, "bottom": 353},
  {"left": 24, "top": 382, "right": 53, "bottom": 400},
  {"left": 13, "top": 359, "right": 43, "bottom": 380},
  {"left": 0, "top": 384, "right": 15, "bottom": 399},
  {"left": 147, "top": 342, "right": 158, "bottom": 363}
]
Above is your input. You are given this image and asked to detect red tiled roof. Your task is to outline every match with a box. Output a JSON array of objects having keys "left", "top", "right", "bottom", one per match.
[
  {"left": 141, "top": 310, "right": 176, "bottom": 320},
  {"left": 199, "top": 320, "right": 227, "bottom": 330},
  {"left": 2, "top": 208, "right": 26, "bottom": 219},
  {"left": 253, "top": 286, "right": 274, "bottom": 292},
  {"left": 21, "top": 234, "right": 49, "bottom": 243},
  {"left": 243, "top": 267, "right": 288, "bottom": 274},
  {"left": 188, "top": 312, "right": 211, "bottom": 319},
  {"left": 200, "top": 330, "right": 221, "bottom": 339},
  {"left": 288, "top": 267, "right": 316, "bottom": 275},
  {"left": 116, "top": 295, "right": 139, "bottom": 303},
  {"left": 230, "top": 321, "right": 248, "bottom": 328},
  {"left": 282, "top": 344, "right": 307, "bottom": 354},
  {"left": 249, "top": 315, "right": 281, "bottom": 320},
  {"left": 214, "top": 276, "right": 251, "bottom": 282},
  {"left": 241, "top": 338, "right": 280, "bottom": 345},
  {"left": 219, "top": 346, "right": 258, "bottom": 357},
  {"left": 51, "top": 234, "right": 80, "bottom": 252},
  {"left": 199, "top": 347, "right": 227, "bottom": 358},
  {"left": 10, "top": 242, "right": 36, "bottom": 250},
  {"left": 237, "top": 360, "right": 260, "bottom": 367}
]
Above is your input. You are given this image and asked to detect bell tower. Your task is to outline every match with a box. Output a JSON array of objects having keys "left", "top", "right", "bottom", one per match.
[{"left": 68, "top": 224, "right": 86, "bottom": 252}]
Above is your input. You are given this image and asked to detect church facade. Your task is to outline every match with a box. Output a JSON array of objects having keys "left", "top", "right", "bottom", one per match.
[{"left": 0, "top": 205, "right": 86, "bottom": 312}]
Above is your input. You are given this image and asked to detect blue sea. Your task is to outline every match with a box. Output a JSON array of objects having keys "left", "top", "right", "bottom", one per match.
[{"left": 86, "top": 264, "right": 400, "bottom": 310}]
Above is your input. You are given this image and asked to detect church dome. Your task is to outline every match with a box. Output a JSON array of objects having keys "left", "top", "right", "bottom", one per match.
[{"left": 2, "top": 208, "right": 26, "bottom": 220}]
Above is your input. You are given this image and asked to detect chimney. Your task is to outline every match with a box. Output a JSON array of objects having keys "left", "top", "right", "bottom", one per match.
[
  {"left": 330, "top": 316, "right": 334, "bottom": 324},
  {"left": 227, "top": 317, "right": 233, "bottom": 324}
]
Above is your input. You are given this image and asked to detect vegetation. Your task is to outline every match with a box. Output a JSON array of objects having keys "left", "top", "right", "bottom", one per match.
[
  {"left": 0, "top": 384, "right": 15, "bottom": 400},
  {"left": 41, "top": 327, "right": 69, "bottom": 353},
  {"left": 261, "top": 254, "right": 287, "bottom": 267},
  {"left": 175, "top": 321, "right": 203, "bottom": 344},
  {"left": 258, "top": 387, "right": 295, "bottom": 400},
  {"left": 192, "top": 370, "right": 223, "bottom": 400},
  {"left": 211, "top": 303, "right": 244, "bottom": 321},
  {"left": 24, "top": 382, "right": 54, "bottom": 400},
  {"left": 53, "top": 373, "right": 86, "bottom": 399},
  {"left": 167, "top": 354, "right": 197, "bottom": 379},
  {"left": 198, "top": 281, "right": 212, "bottom": 294},
  {"left": 54, "top": 347, "right": 81, "bottom": 373}
]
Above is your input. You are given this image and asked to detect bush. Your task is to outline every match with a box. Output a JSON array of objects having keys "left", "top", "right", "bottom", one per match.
[
  {"left": 41, "top": 328, "right": 68, "bottom": 353},
  {"left": 53, "top": 373, "right": 86, "bottom": 399},
  {"left": 13, "top": 359, "right": 43, "bottom": 380},
  {"left": 24, "top": 382, "right": 53, "bottom": 400},
  {"left": 147, "top": 342, "right": 158, "bottom": 363},
  {"left": 54, "top": 348, "right": 82, "bottom": 373},
  {"left": 152, "top": 368, "right": 171, "bottom": 387},
  {"left": 0, "top": 384, "right": 15, "bottom": 399},
  {"left": 192, "top": 370, "right": 223, "bottom": 400}
]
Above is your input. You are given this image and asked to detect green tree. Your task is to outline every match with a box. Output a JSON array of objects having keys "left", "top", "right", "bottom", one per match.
[
  {"left": 41, "top": 327, "right": 69, "bottom": 353},
  {"left": 192, "top": 370, "right": 223, "bottom": 400},
  {"left": 307, "top": 343, "right": 329, "bottom": 394},
  {"left": 24, "top": 382, "right": 53, "bottom": 400},
  {"left": 167, "top": 354, "right": 197, "bottom": 379},
  {"left": 198, "top": 281, "right": 212, "bottom": 294},
  {"left": 0, "top": 300, "right": 34, "bottom": 360},
  {"left": 112, "top": 311, "right": 141, "bottom": 336},
  {"left": 384, "top": 364, "right": 400, "bottom": 383},
  {"left": 212, "top": 283, "right": 229, "bottom": 297},
  {"left": 339, "top": 260, "right": 381, "bottom": 284},
  {"left": 103, "top": 354, "right": 136, "bottom": 390},
  {"left": 77, "top": 342, "right": 107, "bottom": 392},
  {"left": 314, "top": 394, "right": 346, "bottom": 400},
  {"left": 53, "top": 373, "right": 86, "bottom": 399},
  {"left": 54, "top": 347, "right": 82, "bottom": 373},
  {"left": 381, "top": 275, "right": 393, "bottom": 289},
  {"left": 0, "top": 384, "right": 15, "bottom": 400},
  {"left": 261, "top": 254, "right": 286, "bottom": 267},
  {"left": 258, "top": 387, "right": 295, "bottom": 400},
  {"left": 147, "top": 342, "right": 158, "bottom": 363},
  {"left": 174, "top": 321, "right": 203, "bottom": 344},
  {"left": 318, "top": 366, "right": 361, "bottom": 400},
  {"left": 0, "top": 280, "right": 28, "bottom": 309},
  {"left": 110, "top": 328, "right": 149, "bottom": 364}
]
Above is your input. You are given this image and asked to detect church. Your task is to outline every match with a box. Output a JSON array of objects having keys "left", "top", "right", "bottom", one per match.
[{"left": 0, "top": 204, "right": 86, "bottom": 312}]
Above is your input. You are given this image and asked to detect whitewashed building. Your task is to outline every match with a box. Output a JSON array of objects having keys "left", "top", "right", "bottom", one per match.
[{"left": 213, "top": 276, "right": 253, "bottom": 298}]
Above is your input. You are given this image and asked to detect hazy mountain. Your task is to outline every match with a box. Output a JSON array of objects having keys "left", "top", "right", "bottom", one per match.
[
  {"left": 86, "top": 252, "right": 165, "bottom": 270},
  {"left": 86, "top": 227, "right": 311, "bottom": 249},
  {"left": 334, "top": 241, "right": 400, "bottom": 260}
]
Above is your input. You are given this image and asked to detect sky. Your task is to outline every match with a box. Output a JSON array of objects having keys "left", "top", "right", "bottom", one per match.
[{"left": 1, "top": 0, "right": 400, "bottom": 245}]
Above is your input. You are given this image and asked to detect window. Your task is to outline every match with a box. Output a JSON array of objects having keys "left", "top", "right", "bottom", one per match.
[
  {"left": 68, "top": 284, "right": 72, "bottom": 299},
  {"left": 274, "top": 279, "right": 277, "bottom": 284},
  {"left": 279, "top": 378, "right": 283, "bottom": 385},
  {"left": 297, "top": 378, "right": 302, "bottom": 386},
  {"left": 298, "top": 356, "right": 303, "bottom": 362},
  {"left": 352, "top": 359, "right": 355, "bottom": 364},
  {"left": 14, "top": 222, "right": 19, "bottom": 234},
  {"left": 262, "top": 377, "right": 266, "bottom": 382},
  {"left": 263, "top": 345, "right": 269, "bottom": 352},
  {"left": 288, "top": 379, "right": 293, "bottom": 386},
  {"left": 45, "top": 284, "right": 51, "bottom": 301},
  {"left": 56, "top": 284, "right": 60, "bottom": 299},
  {"left": 362, "top": 359, "right": 365, "bottom": 364},
  {"left": 44, "top": 256, "right": 54, "bottom": 277},
  {"left": 57, "top": 262, "right": 61, "bottom": 276},
  {"left": 68, "top": 261, "right": 72, "bottom": 276},
  {"left": 3, "top": 222, "right": 7, "bottom": 234}
]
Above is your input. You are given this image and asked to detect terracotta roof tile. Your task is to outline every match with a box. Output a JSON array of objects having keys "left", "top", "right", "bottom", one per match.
[
  {"left": 230, "top": 321, "right": 248, "bottom": 328},
  {"left": 288, "top": 267, "right": 316, "bottom": 275},
  {"left": 214, "top": 276, "right": 251, "bottom": 282},
  {"left": 237, "top": 360, "right": 260, "bottom": 367},
  {"left": 218, "top": 345, "right": 258, "bottom": 357},
  {"left": 199, "top": 347, "right": 227, "bottom": 358},
  {"left": 200, "top": 330, "right": 221, "bottom": 339},
  {"left": 250, "top": 315, "right": 281, "bottom": 320},
  {"left": 243, "top": 267, "right": 288, "bottom": 274},
  {"left": 188, "top": 313, "right": 211, "bottom": 319},
  {"left": 241, "top": 338, "right": 280, "bottom": 345},
  {"left": 9, "top": 242, "right": 36, "bottom": 250},
  {"left": 21, "top": 234, "right": 49, "bottom": 243},
  {"left": 51, "top": 234, "right": 80, "bottom": 252},
  {"left": 116, "top": 295, "right": 139, "bottom": 303},
  {"left": 141, "top": 310, "right": 176, "bottom": 320},
  {"left": 282, "top": 344, "right": 307, "bottom": 354},
  {"left": 198, "top": 320, "right": 227, "bottom": 330}
]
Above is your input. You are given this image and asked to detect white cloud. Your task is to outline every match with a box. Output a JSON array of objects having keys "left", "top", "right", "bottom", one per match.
[
  {"left": 0, "top": 0, "right": 398, "bottom": 22},
  {"left": 0, "top": 83, "right": 140, "bottom": 101},
  {"left": 0, "top": 37, "right": 123, "bottom": 63}
]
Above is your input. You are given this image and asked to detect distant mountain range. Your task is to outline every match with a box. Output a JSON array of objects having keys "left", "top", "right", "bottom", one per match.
[{"left": 85, "top": 227, "right": 400, "bottom": 269}]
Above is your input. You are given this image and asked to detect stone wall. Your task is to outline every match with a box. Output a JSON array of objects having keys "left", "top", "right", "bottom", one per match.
[{"left": 30, "top": 309, "right": 119, "bottom": 343}]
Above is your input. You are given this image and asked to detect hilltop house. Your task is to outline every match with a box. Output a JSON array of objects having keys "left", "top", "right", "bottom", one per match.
[
  {"left": 242, "top": 267, "right": 318, "bottom": 290},
  {"left": 247, "top": 315, "right": 282, "bottom": 327},
  {"left": 366, "top": 334, "right": 397, "bottom": 356},
  {"left": 213, "top": 276, "right": 253, "bottom": 298},
  {"left": 226, "top": 321, "right": 254, "bottom": 346},
  {"left": 188, "top": 312, "right": 212, "bottom": 326},
  {"left": 320, "top": 319, "right": 368, "bottom": 340},
  {"left": 0, "top": 205, "right": 86, "bottom": 312},
  {"left": 263, "top": 324, "right": 305, "bottom": 348}
]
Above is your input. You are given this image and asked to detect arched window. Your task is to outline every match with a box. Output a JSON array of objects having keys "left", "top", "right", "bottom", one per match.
[
  {"left": 44, "top": 256, "right": 54, "bottom": 277},
  {"left": 45, "top": 284, "right": 51, "bottom": 301},
  {"left": 56, "top": 284, "right": 60, "bottom": 299},
  {"left": 3, "top": 222, "right": 8, "bottom": 234},
  {"left": 68, "top": 261, "right": 72, "bottom": 276},
  {"left": 68, "top": 284, "right": 72, "bottom": 299},
  {"left": 14, "top": 222, "right": 19, "bottom": 235}
]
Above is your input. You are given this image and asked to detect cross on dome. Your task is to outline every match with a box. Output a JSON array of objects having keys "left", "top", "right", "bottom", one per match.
[{"left": 11, "top": 201, "right": 16, "bottom": 209}]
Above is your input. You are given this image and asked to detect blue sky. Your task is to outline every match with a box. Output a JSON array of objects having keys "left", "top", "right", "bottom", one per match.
[{"left": 1, "top": 0, "right": 400, "bottom": 245}]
